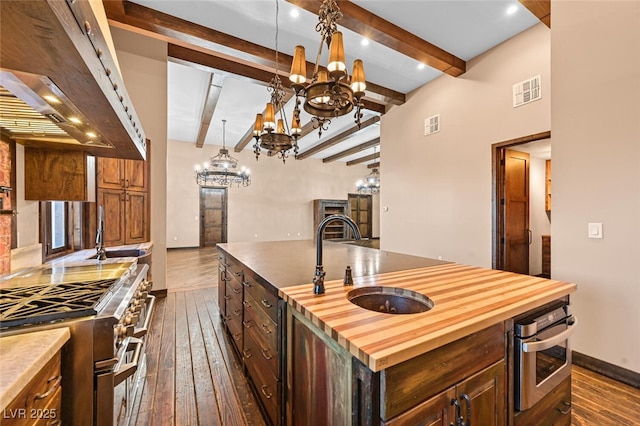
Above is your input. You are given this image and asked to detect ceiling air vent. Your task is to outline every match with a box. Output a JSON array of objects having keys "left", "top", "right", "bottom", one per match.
[
  {"left": 424, "top": 114, "right": 440, "bottom": 136},
  {"left": 513, "top": 75, "right": 541, "bottom": 108}
]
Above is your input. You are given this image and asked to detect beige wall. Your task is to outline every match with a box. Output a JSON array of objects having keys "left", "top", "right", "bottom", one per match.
[
  {"left": 552, "top": 1, "right": 640, "bottom": 373},
  {"left": 167, "top": 139, "right": 371, "bottom": 246},
  {"left": 380, "top": 23, "right": 551, "bottom": 267},
  {"left": 111, "top": 28, "right": 169, "bottom": 291}
]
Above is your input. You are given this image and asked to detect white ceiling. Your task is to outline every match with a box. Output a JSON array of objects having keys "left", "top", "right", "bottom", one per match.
[{"left": 134, "top": 0, "right": 541, "bottom": 164}]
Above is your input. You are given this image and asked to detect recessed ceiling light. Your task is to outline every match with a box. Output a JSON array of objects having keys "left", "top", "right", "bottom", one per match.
[
  {"left": 290, "top": 8, "right": 299, "bottom": 18},
  {"left": 43, "top": 95, "right": 60, "bottom": 104},
  {"left": 86, "top": 131, "right": 97, "bottom": 138},
  {"left": 417, "top": 63, "right": 426, "bottom": 70},
  {"left": 506, "top": 4, "right": 518, "bottom": 15},
  {"left": 69, "top": 117, "right": 82, "bottom": 124},
  {"left": 361, "top": 38, "right": 370, "bottom": 46}
]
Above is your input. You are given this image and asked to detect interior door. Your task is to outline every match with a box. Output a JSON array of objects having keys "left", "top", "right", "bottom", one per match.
[
  {"left": 348, "top": 193, "right": 372, "bottom": 238},
  {"left": 200, "top": 187, "right": 227, "bottom": 247},
  {"left": 503, "top": 149, "right": 530, "bottom": 274}
]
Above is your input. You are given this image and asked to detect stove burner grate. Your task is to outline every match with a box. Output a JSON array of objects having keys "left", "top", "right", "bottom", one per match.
[{"left": 0, "top": 279, "right": 119, "bottom": 328}]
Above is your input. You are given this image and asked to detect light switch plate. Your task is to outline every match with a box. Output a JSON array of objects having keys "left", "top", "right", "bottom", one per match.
[{"left": 588, "top": 223, "right": 603, "bottom": 239}]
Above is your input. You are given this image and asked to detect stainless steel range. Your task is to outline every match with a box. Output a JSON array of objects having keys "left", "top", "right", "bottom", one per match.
[{"left": 0, "top": 262, "right": 155, "bottom": 426}]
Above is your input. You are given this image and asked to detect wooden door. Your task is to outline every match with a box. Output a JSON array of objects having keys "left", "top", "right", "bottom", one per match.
[
  {"left": 97, "top": 158, "right": 124, "bottom": 189},
  {"left": 98, "top": 189, "right": 125, "bottom": 246},
  {"left": 126, "top": 191, "right": 148, "bottom": 243},
  {"left": 200, "top": 187, "right": 227, "bottom": 247},
  {"left": 504, "top": 149, "right": 530, "bottom": 274},
  {"left": 455, "top": 361, "right": 506, "bottom": 426},
  {"left": 125, "top": 159, "right": 147, "bottom": 192},
  {"left": 348, "top": 193, "right": 372, "bottom": 238}
]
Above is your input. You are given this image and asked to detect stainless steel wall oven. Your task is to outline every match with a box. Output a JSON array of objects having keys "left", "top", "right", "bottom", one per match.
[{"left": 514, "top": 300, "right": 577, "bottom": 411}]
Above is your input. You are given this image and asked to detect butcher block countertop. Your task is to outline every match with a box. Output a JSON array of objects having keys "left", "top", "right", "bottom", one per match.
[
  {"left": 0, "top": 328, "right": 70, "bottom": 409},
  {"left": 279, "top": 262, "right": 577, "bottom": 372}
]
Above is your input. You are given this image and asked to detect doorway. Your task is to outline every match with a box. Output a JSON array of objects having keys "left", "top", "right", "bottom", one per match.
[
  {"left": 493, "top": 131, "right": 551, "bottom": 276},
  {"left": 199, "top": 187, "right": 227, "bottom": 247}
]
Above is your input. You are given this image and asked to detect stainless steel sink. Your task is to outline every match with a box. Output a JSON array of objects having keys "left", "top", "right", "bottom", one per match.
[{"left": 347, "top": 286, "right": 434, "bottom": 314}]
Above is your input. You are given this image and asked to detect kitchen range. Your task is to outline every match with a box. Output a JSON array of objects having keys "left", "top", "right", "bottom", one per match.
[{"left": 0, "top": 257, "right": 154, "bottom": 426}]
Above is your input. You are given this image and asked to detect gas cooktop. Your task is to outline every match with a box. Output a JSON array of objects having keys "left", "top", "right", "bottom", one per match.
[{"left": 0, "top": 279, "right": 119, "bottom": 328}]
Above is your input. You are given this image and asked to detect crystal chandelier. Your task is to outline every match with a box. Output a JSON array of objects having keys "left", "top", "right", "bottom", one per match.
[
  {"left": 196, "top": 120, "right": 251, "bottom": 187},
  {"left": 252, "top": 0, "right": 301, "bottom": 163},
  {"left": 356, "top": 168, "right": 380, "bottom": 194},
  {"left": 356, "top": 146, "right": 380, "bottom": 194},
  {"left": 288, "top": 0, "right": 366, "bottom": 137}
]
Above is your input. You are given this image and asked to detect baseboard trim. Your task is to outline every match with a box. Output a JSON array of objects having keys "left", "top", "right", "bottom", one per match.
[
  {"left": 151, "top": 288, "right": 168, "bottom": 298},
  {"left": 573, "top": 350, "right": 640, "bottom": 389}
]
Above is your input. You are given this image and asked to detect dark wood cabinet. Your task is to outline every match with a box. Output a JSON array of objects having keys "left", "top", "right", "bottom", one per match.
[
  {"left": 96, "top": 156, "right": 149, "bottom": 245},
  {"left": 313, "top": 199, "right": 351, "bottom": 240},
  {"left": 514, "top": 377, "right": 571, "bottom": 426},
  {"left": 217, "top": 249, "right": 283, "bottom": 426},
  {"left": 24, "top": 148, "right": 91, "bottom": 201},
  {"left": 545, "top": 159, "right": 552, "bottom": 212},
  {"left": 542, "top": 235, "right": 551, "bottom": 278}
]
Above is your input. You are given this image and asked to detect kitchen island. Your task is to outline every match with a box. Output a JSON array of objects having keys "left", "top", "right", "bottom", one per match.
[{"left": 216, "top": 240, "right": 577, "bottom": 425}]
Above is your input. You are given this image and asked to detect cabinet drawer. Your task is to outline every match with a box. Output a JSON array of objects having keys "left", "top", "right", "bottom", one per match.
[
  {"left": 243, "top": 293, "right": 278, "bottom": 352},
  {"left": 224, "top": 256, "right": 244, "bottom": 282},
  {"left": 226, "top": 314, "right": 244, "bottom": 350},
  {"left": 244, "top": 315, "right": 278, "bottom": 377},
  {"left": 245, "top": 345, "right": 279, "bottom": 425},
  {"left": 225, "top": 276, "right": 243, "bottom": 301},
  {"left": 381, "top": 322, "right": 505, "bottom": 420},
  {"left": 243, "top": 271, "right": 278, "bottom": 322},
  {"left": 382, "top": 387, "right": 455, "bottom": 426},
  {"left": 4, "top": 352, "right": 62, "bottom": 426}
]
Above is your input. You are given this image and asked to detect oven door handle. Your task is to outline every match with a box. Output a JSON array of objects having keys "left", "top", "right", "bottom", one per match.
[
  {"left": 132, "top": 295, "right": 157, "bottom": 338},
  {"left": 113, "top": 337, "right": 144, "bottom": 386},
  {"left": 523, "top": 317, "right": 578, "bottom": 353}
]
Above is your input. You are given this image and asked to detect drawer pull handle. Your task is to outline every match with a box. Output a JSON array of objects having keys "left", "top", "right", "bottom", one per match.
[
  {"left": 224, "top": 295, "right": 232, "bottom": 300},
  {"left": 261, "top": 299, "right": 273, "bottom": 308},
  {"left": 243, "top": 281, "right": 252, "bottom": 287},
  {"left": 243, "top": 300, "right": 252, "bottom": 308},
  {"left": 233, "top": 333, "right": 242, "bottom": 341},
  {"left": 34, "top": 375, "right": 62, "bottom": 400},
  {"left": 260, "top": 385, "right": 272, "bottom": 399},
  {"left": 261, "top": 348, "right": 273, "bottom": 360},
  {"left": 233, "top": 309, "right": 242, "bottom": 316},
  {"left": 223, "top": 315, "right": 231, "bottom": 321},
  {"left": 557, "top": 401, "right": 572, "bottom": 415},
  {"left": 242, "top": 349, "right": 252, "bottom": 359},
  {"left": 261, "top": 323, "right": 272, "bottom": 334},
  {"left": 233, "top": 271, "right": 242, "bottom": 277},
  {"left": 232, "top": 287, "right": 241, "bottom": 294},
  {"left": 243, "top": 320, "right": 252, "bottom": 328}
]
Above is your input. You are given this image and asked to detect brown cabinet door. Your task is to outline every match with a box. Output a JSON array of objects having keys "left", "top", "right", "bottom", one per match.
[
  {"left": 125, "top": 159, "right": 147, "bottom": 192},
  {"left": 504, "top": 149, "right": 530, "bottom": 274},
  {"left": 126, "top": 191, "right": 148, "bottom": 243},
  {"left": 97, "top": 158, "right": 125, "bottom": 189},
  {"left": 383, "top": 388, "right": 455, "bottom": 426},
  {"left": 455, "top": 360, "right": 506, "bottom": 426},
  {"left": 98, "top": 188, "right": 126, "bottom": 246}
]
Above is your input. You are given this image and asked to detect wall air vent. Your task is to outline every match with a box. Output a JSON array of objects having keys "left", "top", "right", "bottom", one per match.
[
  {"left": 424, "top": 114, "right": 440, "bottom": 136},
  {"left": 513, "top": 75, "right": 541, "bottom": 107}
]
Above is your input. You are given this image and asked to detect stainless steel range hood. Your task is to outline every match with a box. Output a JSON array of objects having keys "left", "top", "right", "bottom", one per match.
[{"left": 0, "top": 0, "right": 146, "bottom": 160}]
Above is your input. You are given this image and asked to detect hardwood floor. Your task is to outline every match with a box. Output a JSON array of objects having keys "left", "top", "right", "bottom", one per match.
[{"left": 134, "top": 247, "right": 640, "bottom": 425}]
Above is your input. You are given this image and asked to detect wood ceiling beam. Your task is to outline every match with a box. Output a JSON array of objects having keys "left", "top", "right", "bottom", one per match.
[
  {"left": 367, "top": 161, "right": 380, "bottom": 169},
  {"left": 296, "top": 115, "right": 380, "bottom": 160},
  {"left": 195, "top": 73, "right": 224, "bottom": 148},
  {"left": 322, "top": 137, "right": 379, "bottom": 163},
  {"left": 286, "top": 0, "right": 466, "bottom": 77},
  {"left": 104, "top": 0, "right": 404, "bottom": 105},
  {"left": 346, "top": 151, "right": 378, "bottom": 166},
  {"left": 518, "top": 0, "right": 551, "bottom": 28}
]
